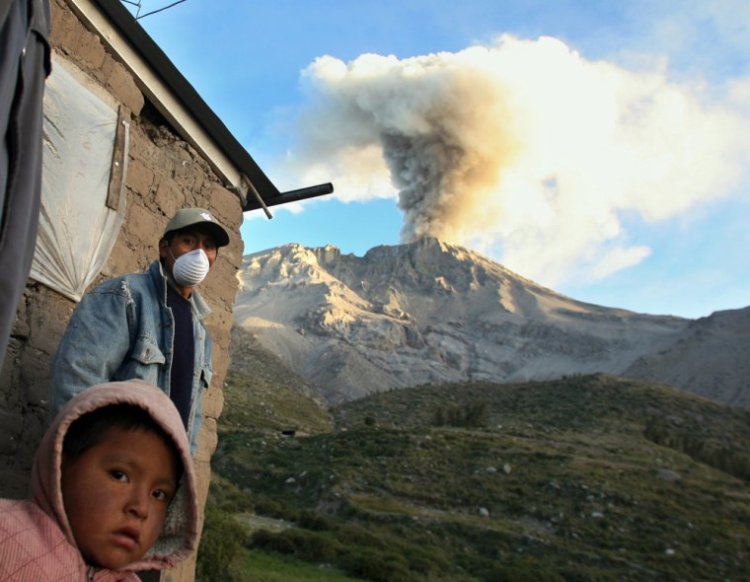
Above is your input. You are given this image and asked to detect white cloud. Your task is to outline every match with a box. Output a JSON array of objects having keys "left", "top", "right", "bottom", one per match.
[{"left": 280, "top": 34, "right": 750, "bottom": 286}]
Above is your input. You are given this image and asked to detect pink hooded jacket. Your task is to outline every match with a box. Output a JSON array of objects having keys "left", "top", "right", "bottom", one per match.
[{"left": 0, "top": 380, "right": 199, "bottom": 581}]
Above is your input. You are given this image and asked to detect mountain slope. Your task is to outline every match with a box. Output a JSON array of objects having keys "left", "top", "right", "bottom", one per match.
[
  {"left": 210, "top": 372, "right": 750, "bottom": 581},
  {"left": 625, "top": 306, "right": 750, "bottom": 407},
  {"left": 234, "top": 238, "right": 745, "bottom": 406},
  {"left": 222, "top": 326, "right": 333, "bottom": 434}
]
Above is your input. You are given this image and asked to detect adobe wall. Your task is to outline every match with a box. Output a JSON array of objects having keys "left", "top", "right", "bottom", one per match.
[{"left": 0, "top": 2, "right": 243, "bottom": 578}]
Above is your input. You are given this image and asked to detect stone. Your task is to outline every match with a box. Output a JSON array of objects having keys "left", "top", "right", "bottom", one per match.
[
  {"left": 656, "top": 468, "right": 682, "bottom": 482},
  {"left": 233, "top": 239, "right": 729, "bottom": 407}
]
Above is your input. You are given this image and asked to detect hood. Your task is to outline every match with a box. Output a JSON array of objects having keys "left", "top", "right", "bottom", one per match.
[{"left": 31, "top": 379, "right": 199, "bottom": 573}]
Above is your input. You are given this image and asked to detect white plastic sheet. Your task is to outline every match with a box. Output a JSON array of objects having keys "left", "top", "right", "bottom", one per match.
[{"left": 30, "top": 62, "right": 127, "bottom": 302}]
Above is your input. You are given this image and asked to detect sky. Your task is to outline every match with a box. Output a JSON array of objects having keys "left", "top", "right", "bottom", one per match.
[{"left": 127, "top": 0, "right": 750, "bottom": 319}]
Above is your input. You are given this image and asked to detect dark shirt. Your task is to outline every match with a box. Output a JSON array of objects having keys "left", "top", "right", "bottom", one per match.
[{"left": 166, "top": 283, "right": 195, "bottom": 428}]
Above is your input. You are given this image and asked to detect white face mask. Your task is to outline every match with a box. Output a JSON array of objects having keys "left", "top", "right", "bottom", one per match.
[{"left": 171, "top": 248, "right": 210, "bottom": 287}]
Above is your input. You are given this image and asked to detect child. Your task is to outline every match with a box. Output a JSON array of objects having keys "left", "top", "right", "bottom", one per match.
[{"left": 0, "top": 379, "right": 199, "bottom": 580}]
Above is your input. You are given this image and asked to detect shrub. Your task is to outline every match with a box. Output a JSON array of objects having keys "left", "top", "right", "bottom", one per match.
[
  {"left": 339, "top": 548, "right": 411, "bottom": 582},
  {"left": 196, "top": 508, "right": 247, "bottom": 581},
  {"left": 403, "top": 546, "right": 451, "bottom": 577},
  {"left": 644, "top": 421, "right": 750, "bottom": 481},
  {"left": 206, "top": 477, "right": 253, "bottom": 513},
  {"left": 294, "top": 531, "right": 341, "bottom": 562},
  {"left": 432, "top": 402, "right": 489, "bottom": 428},
  {"left": 297, "top": 510, "right": 335, "bottom": 531},
  {"left": 251, "top": 528, "right": 296, "bottom": 554},
  {"left": 254, "top": 498, "right": 297, "bottom": 521},
  {"left": 250, "top": 528, "right": 341, "bottom": 563},
  {"left": 334, "top": 522, "right": 382, "bottom": 548}
]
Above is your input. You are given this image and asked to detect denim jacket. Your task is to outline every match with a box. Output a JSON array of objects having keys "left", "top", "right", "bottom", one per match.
[{"left": 51, "top": 260, "right": 213, "bottom": 454}]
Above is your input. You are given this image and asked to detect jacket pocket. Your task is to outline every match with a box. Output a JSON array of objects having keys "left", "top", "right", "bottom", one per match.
[{"left": 130, "top": 336, "right": 166, "bottom": 365}]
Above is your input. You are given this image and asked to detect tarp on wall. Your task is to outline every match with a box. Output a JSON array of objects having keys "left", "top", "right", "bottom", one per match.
[{"left": 30, "top": 60, "right": 127, "bottom": 302}]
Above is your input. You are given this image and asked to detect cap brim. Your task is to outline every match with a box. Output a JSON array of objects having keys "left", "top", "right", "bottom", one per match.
[
  {"left": 206, "top": 223, "right": 230, "bottom": 247},
  {"left": 165, "top": 219, "right": 230, "bottom": 247}
]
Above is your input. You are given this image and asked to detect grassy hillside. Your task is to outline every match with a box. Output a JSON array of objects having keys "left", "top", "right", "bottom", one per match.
[
  {"left": 199, "top": 337, "right": 750, "bottom": 581},
  {"left": 333, "top": 375, "right": 750, "bottom": 481},
  {"left": 220, "top": 327, "right": 333, "bottom": 435}
]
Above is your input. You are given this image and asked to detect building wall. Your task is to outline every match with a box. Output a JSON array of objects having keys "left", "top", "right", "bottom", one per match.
[{"left": 0, "top": 1, "right": 243, "bottom": 578}]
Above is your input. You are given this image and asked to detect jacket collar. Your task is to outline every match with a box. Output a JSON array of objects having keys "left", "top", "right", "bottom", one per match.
[{"left": 148, "top": 260, "right": 211, "bottom": 320}]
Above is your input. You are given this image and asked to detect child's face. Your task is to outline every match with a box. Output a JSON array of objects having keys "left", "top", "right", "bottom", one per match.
[{"left": 61, "top": 426, "right": 179, "bottom": 569}]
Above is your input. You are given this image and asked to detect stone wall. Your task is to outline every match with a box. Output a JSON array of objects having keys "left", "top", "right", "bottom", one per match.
[{"left": 0, "top": 2, "right": 244, "bottom": 579}]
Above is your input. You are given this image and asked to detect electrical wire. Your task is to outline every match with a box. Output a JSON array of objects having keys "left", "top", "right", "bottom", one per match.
[
  {"left": 118, "top": 0, "right": 189, "bottom": 20},
  {"left": 135, "top": 0, "right": 188, "bottom": 20}
]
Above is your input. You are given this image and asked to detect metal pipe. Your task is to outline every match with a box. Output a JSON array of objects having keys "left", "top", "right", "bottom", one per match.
[{"left": 243, "top": 182, "right": 334, "bottom": 211}]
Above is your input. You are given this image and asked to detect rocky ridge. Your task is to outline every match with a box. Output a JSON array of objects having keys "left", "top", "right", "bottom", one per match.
[{"left": 234, "top": 237, "right": 748, "bottom": 406}]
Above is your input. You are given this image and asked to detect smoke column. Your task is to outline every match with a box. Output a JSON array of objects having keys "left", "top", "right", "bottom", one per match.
[{"left": 290, "top": 35, "right": 750, "bottom": 285}]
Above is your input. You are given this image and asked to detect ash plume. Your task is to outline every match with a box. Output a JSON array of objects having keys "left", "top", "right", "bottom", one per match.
[{"left": 287, "top": 35, "right": 750, "bottom": 286}]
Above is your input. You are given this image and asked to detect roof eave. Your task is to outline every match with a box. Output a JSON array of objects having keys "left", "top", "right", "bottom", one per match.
[{"left": 70, "top": 0, "right": 333, "bottom": 212}]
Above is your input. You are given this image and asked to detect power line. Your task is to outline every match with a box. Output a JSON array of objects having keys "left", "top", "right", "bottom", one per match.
[{"left": 120, "top": 0, "right": 188, "bottom": 20}]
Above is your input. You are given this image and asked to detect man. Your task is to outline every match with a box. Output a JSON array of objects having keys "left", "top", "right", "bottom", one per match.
[
  {"left": 51, "top": 208, "right": 230, "bottom": 454},
  {"left": 0, "top": 0, "right": 51, "bottom": 365}
]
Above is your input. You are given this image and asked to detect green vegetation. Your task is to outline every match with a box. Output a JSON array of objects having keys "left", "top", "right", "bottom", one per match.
[
  {"left": 242, "top": 550, "right": 363, "bottom": 581},
  {"left": 198, "top": 340, "right": 750, "bottom": 581},
  {"left": 432, "top": 402, "right": 489, "bottom": 427},
  {"left": 196, "top": 506, "right": 247, "bottom": 581},
  {"left": 220, "top": 327, "right": 332, "bottom": 435}
]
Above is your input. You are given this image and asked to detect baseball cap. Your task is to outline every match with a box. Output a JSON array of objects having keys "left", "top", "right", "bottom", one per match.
[{"left": 163, "top": 208, "right": 230, "bottom": 247}]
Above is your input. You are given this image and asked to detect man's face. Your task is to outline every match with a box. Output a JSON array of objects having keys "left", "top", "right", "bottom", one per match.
[
  {"left": 61, "top": 427, "right": 179, "bottom": 569},
  {"left": 159, "top": 226, "right": 219, "bottom": 278}
]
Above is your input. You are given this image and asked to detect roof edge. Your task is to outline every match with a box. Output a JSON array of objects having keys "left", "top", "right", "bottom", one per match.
[{"left": 84, "top": 0, "right": 333, "bottom": 211}]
